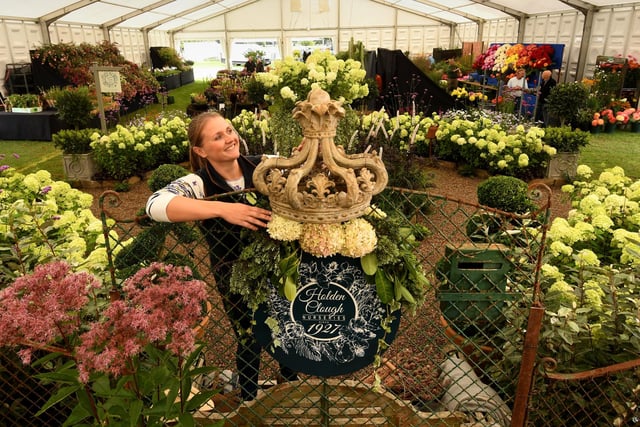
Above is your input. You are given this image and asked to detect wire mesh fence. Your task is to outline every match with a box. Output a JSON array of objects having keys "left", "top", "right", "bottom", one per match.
[{"left": 2, "top": 185, "right": 639, "bottom": 426}]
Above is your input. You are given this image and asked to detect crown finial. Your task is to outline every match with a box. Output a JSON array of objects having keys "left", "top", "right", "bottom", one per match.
[{"left": 252, "top": 88, "right": 388, "bottom": 223}]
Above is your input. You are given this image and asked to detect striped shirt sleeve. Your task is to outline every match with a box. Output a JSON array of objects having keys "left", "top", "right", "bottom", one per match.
[{"left": 145, "top": 173, "right": 205, "bottom": 222}]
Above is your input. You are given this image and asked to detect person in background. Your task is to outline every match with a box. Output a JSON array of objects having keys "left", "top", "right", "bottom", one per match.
[
  {"left": 446, "top": 58, "right": 462, "bottom": 93},
  {"left": 427, "top": 53, "right": 436, "bottom": 67},
  {"left": 506, "top": 67, "right": 529, "bottom": 114},
  {"left": 244, "top": 56, "right": 256, "bottom": 74},
  {"left": 146, "top": 112, "right": 297, "bottom": 406},
  {"left": 255, "top": 58, "right": 265, "bottom": 73},
  {"left": 535, "top": 69, "right": 557, "bottom": 126}
]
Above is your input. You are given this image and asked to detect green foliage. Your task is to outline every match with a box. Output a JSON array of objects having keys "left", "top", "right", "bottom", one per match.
[
  {"left": 113, "top": 220, "right": 201, "bottom": 282},
  {"left": 336, "top": 38, "right": 366, "bottom": 63},
  {"left": 0, "top": 168, "right": 107, "bottom": 286},
  {"left": 156, "top": 47, "right": 186, "bottom": 70},
  {"left": 147, "top": 163, "right": 190, "bottom": 192},
  {"left": 91, "top": 115, "right": 190, "bottom": 180},
  {"left": 465, "top": 212, "right": 503, "bottom": 241},
  {"left": 477, "top": 175, "right": 534, "bottom": 214},
  {"left": 113, "top": 181, "right": 130, "bottom": 192},
  {"left": 114, "top": 223, "right": 173, "bottom": 270},
  {"left": 113, "top": 164, "right": 199, "bottom": 280},
  {"left": 542, "top": 126, "right": 590, "bottom": 153},
  {"left": 7, "top": 94, "right": 40, "bottom": 108},
  {"left": 230, "top": 230, "right": 283, "bottom": 311},
  {"left": 244, "top": 75, "right": 269, "bottom": 106},
  {"left": 268, "top": 107, "right": 302, "bottom": 157},
  {"left": 52, "top": 128, "right": 99, "bottom": 154},
  {"left": 546, "top": 82, "right": 590, "bottom": 127},
  {"left": 52, "top": 86, "right": 94, "bottom": 129}
]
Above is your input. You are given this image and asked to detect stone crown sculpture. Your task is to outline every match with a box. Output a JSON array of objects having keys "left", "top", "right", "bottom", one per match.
[{"left": 252, "top": 88, "right": 388, "bottom": 224}]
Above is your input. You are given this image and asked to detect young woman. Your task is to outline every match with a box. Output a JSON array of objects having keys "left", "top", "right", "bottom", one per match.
[{"left": 146, "top": 111, "right": 296, "bottom": 403}]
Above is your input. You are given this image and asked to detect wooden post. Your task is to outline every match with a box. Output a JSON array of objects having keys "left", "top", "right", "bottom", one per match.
[{"left": 90, "top": 64, "right": 122, "bottom": 133}]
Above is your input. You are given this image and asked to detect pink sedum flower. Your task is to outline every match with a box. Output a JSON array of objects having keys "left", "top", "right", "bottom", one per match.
[
  {"left": 76, "top": 262, "right": 208, "bottom": 382},
  {"left": 0, "top": 261, "right": 100, "bottom": 363}
]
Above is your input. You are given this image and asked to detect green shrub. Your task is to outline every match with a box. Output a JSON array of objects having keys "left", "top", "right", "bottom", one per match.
[
  {"left": 147, "top": 164, "right": 190, "bottom": 192},
  {"left": 52, "top": 86, "right": 94, "bottom": 129},
  {"left": 477, "top": 175, "right": 534, "bottom": 214},
  {"left": 546, "top": 82, "right": 590, "bottom": 127},
  {"left": 542, "top": 126, "right": 590, "bottom": 153},
  {"left": 52, "top": 128, "right": 99, "bottom": 154}
]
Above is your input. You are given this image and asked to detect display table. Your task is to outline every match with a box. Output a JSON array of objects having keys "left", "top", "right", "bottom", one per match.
[{"left": 0, "top": 111, "right": 62, "bottom": 141}]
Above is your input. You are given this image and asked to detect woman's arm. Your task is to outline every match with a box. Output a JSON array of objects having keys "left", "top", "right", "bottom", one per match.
[
  {"left": 164, "top": 196, "right": 271, "bottom": 230},
  {"left": 145, "top": 173, "right": 271, "bottom": 230}
]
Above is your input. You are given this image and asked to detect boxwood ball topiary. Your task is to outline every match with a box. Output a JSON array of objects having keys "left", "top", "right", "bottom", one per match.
[
  {"left": 477, "top": 175, "right": 534, "bottom": 214},
  {"left": 147, "top": 164, "right": 190, "bottom": 192}
]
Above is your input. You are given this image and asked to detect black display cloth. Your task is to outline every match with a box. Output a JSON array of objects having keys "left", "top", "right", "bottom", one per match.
[
  {"left": 0, "top": 111, "right": 62, "bottom": 141},
  {"left": 375, "top": 48, "right": 454, "bottom": 116}
]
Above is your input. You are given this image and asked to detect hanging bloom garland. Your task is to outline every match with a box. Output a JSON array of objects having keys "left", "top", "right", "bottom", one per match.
[{"left": 473, "top": 43, "right": 555, "bottom": 73}]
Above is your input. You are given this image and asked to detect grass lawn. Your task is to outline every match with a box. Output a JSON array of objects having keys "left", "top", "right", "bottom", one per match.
[{"left": 579, "top": 131, "right": 640, "bottom": 178}]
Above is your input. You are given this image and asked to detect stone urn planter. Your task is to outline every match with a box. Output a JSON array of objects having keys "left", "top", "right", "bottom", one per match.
[
  {"left": 52, "top": 128, "right": 100, "bottom": 181},
  {"left": 62, "top": 153, "right": 99, "bottom": 181},
  {"left": 546, "top": 151, "right": 579, "bottom": 179}
]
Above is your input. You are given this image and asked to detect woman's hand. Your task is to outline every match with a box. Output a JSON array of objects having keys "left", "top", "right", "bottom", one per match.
[{"left": 218, "top": 202, "right": 272, "bottom": 230}]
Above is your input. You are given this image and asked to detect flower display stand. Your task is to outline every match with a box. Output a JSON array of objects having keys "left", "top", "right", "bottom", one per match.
[
  {"left": 546, "top": 152, "right": 579, "bottom": 179},
  {"left": 180, "top": 69, "right": 195, "bottom": 86},
  {"left": 62, "top": 153, "right": 99, "bottom": 181},
  {"left": 157, "top": 73, "right": 180, "bottom": 90}
]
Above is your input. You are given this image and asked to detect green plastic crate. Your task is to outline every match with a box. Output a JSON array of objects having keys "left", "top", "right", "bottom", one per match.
[{"left": 437, "top": 243, "right": 515, "bottom": 336}]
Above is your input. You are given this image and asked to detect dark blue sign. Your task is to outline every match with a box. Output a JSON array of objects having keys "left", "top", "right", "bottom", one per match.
[{"left": 254, "top": 253, "right": 400, "bottom": 377}]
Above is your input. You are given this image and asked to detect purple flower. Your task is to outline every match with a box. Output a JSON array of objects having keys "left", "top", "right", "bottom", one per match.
[
  {"left": 12, "top": 153, "right": 20, "bottom": 159},
  {"left": 40, "top": 186, "right": 52, "bottom": 195},
  {"left": 0, "top": 165, "right": 9, "bottom": 172}
]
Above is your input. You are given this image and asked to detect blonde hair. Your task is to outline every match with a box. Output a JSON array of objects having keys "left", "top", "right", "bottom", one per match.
[{"left": 187, "top": 111, "right": 225, "bottom": 172}]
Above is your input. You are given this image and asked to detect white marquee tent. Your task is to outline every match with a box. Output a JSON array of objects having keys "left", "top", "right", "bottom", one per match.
[{"left": 1, "top": 0, "right": 640, "bottom": 92}]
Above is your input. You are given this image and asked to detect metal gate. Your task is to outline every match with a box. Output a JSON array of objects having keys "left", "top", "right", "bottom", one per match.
[{"left": 2, "top": 184, "right": 639, "bottom": 426}]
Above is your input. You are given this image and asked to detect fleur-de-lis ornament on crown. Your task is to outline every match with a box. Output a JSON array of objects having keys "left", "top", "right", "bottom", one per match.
[{"left": 253, "top": 88, "right": 388, "bottom": 223}]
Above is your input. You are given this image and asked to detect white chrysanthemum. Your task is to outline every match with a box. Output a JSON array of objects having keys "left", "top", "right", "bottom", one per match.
[
  {"left": 267, "top": 214, "right": 303, "bottom": 241},
  {"left": 341, "top": 219, "right": 377, "bottom": 258}
]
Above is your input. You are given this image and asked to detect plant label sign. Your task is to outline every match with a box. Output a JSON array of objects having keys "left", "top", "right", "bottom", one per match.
[{"left": 254, "top": 253, "right": 400, "bottom": 377}]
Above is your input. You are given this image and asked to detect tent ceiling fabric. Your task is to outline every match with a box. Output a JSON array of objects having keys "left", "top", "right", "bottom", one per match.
[{"left": 1, "top": 0, "right": 633, "bottom": 31}]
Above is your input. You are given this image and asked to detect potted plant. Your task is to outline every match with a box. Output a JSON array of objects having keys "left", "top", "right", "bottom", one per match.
[
  {"left": 542, "top": 126, "right": 590, "bottom": 179},
  {"left": 7, "top": 94, "right": 42, "bottom": 113},
  {"left": 52, "top": 128, "right": 101, "bottom": 180},
  {"left": 51, "top": 86, "right": 94, "bottom": 130},
  {"left": 545, "top": 82, "right": 590, "bottom": 127}
]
